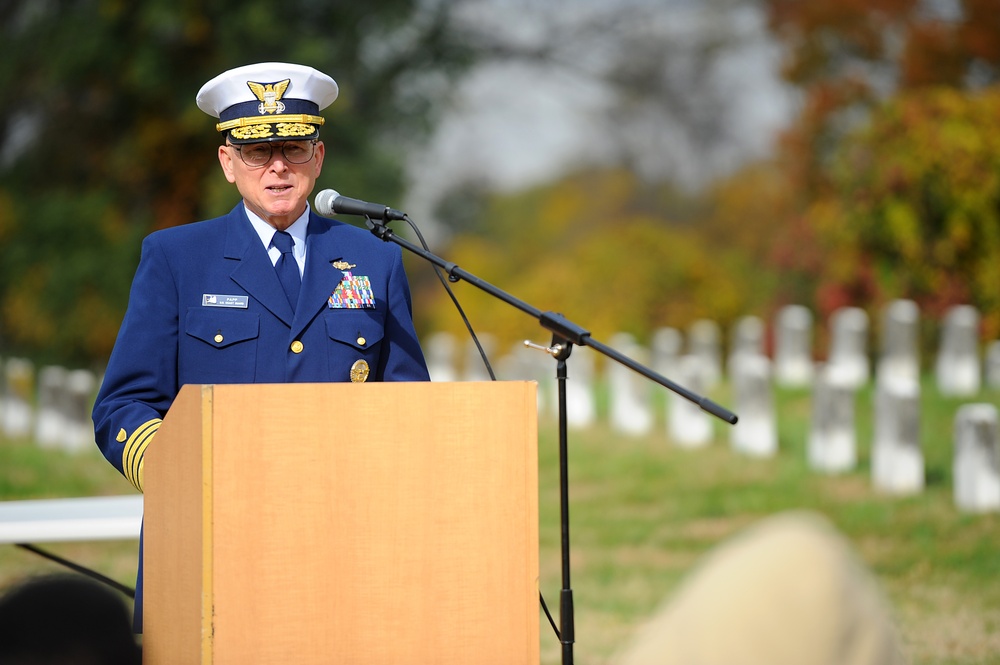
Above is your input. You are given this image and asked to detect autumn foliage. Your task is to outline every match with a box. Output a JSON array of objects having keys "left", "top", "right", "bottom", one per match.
[
  {"left": 414, "top": 169, "right": 778, "bottom": 352},
  {"left": 420, "top": 1, "right": 1000, "bottom": 355},
  {"left": 3, "top": 1, "right": 1000, "bottom": 364},
  {"left": 0, "top": 1, "right": 467, "bottom": 365},
  {"left": 817, "top": 87, "right": 1000, "bottom": 339},
  {"left": 764, "top": 0, "right": 1000, "bottom": 342}
]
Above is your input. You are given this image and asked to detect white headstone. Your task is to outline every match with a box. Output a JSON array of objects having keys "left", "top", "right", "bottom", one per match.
[
  {"left": 985, "top": 340, "right": 1000, "bottom": 390},
  {"left": 953, "top": 404, "right": 1000, "bottom": 513},
  {"left": 62, "top": 369, "right": 97, "bottom": 452},
  {"left": 935, "top": 304, "right": 981, "bottom": 396},
  {"left": 774, "top": 305, "right": 814, "bottom": 387},
  {"left": 35, "top": 365, "right": 68, "bottom": 449},
  {"left": 496, "top": 342, "right": 551, "bottom": 415},
  {"left": 728, "top": 316, "right": 766, "bottom": 379},
  {"left": 496, "top": 342, "right": 534, "bottom": 382},
  {"left": 871, "top": 380, "right": 924, "bottom": 494},
  {"left": 729, "top": 353, "right": 777, "bottom": 457},
  {"left": 650, "top": 327, "right": 682, "bottom": 425},
  {"left": 651, "top": 327, "right": 683, "bottom": 380},
  {"left": 808, "top": 366, "right": 857, "bottom": 473},
  {"left": 462, "top": 333, "right": 496, "bottom": 382},
  {"left": 563, "top": 345, "right": 597, "bottom": 428},
  {"left": 424, "top": 331, "right": 458, "bottom": 382},
  {"left": 519, "top": 342, "right": 597, "bottom": 428},
  {"left": 2, "top": 358, "right": 35, "bottom": 439},
  {"left": 827, "top": 307, "right": 870, "bottom": 389},
  {"left": 954, "top": 404, "right": 1000, "bottom": 513},
  {"left": 688, "top": 319, "right": 722, "bottom": 389},
  {"left": 608, "top": 333, "right": 653, "bottom": 436},
  {"left": 876, "top": 299, "right": 920, "bottom": 389},
  {"left": 669, "top": 355, "right": 713, "bottom": 448},
  {"left": 651, "top": 327, "right": 683, "bottom": 422}
]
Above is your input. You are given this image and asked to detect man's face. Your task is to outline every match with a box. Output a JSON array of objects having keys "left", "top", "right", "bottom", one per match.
[{"left": 218, "top": 139, "right": 325, "bottom": 230}]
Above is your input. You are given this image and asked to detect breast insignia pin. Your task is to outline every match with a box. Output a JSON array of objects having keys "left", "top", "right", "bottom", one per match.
[
  {"left": 332, "top": 260, "right": 357, "bottom": 270},
  {"left": 350, "top": 359, "right": 370, "bottom": 383}
]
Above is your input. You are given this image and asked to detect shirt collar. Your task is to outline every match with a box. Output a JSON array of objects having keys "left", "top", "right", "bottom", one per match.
[{"left": 243, "top": 203, "right": 310, "bottom": 257}]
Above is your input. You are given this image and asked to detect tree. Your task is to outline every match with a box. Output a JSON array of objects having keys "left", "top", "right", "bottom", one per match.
[
  {"left": 815, "top": 86, "right": 1000, "bottom": 339},
  {"left": 0, "top": 0, "right": 470, "bottom": 364},
  {"left": 416, "top": 169, "right": 754, "bottom": 351},
  {"left": 414, "top": 0, "right": 795, "bottom": 245},
  {"left": 767, "top": 0, "right": 1000, "bottom": 194}
]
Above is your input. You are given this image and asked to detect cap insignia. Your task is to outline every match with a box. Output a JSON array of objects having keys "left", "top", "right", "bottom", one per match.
[{"left": 247, "top": 79, "right": 290, "bottom": 115}]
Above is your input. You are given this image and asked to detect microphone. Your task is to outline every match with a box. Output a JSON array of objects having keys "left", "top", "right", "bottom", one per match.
[{"left": 314, "top": 189, "right": 407, "bottom": 221}]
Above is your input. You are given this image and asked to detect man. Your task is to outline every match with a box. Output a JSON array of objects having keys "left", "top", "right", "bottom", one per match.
[{"left": 92, "top": 62, "right": 430, "bottom": 631}]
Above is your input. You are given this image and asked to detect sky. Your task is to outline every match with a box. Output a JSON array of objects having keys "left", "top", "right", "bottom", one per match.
[{"left": 401, "top": 0, "right": 797, "bottom": 230}]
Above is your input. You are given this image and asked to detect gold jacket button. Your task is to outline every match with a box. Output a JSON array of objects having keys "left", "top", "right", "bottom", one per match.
[
  {"left": 357, "top": 336, "right": 366, "bottom": 346},
  {"left": 214, "top": 334, "right": 224, "bottom": 343},
  {"left": 290, "top": 340, "right": 304, "bottom": 354}
]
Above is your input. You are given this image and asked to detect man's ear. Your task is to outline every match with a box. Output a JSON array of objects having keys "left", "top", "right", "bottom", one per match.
[
  {"left": 218, "top": 145, "right": 237, "bottom": 184},
  {"left": 312, "top": 141, "right": 326, "bottom": 176}
]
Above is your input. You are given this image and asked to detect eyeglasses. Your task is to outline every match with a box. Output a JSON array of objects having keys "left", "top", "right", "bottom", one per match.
[{"left": 229, "top": 140, "right": 318, "bottom": 167}]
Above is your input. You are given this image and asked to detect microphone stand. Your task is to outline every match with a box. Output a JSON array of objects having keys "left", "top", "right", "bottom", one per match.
[{"left": 365, "top": 215, "right": 738, "bottom": 665}]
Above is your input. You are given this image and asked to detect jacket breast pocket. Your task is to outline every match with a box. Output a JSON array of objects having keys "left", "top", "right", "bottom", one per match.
[
  {"left": 325, "top": 309, "right": 385, "bottom": 378},
  {"left": 181, "top": 308, "right": 261, "bottom": 383}
]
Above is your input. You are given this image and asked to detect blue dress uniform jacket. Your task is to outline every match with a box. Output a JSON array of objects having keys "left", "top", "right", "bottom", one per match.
[{"left": 93, "top": 203, "right": 429, "bottom": 630}]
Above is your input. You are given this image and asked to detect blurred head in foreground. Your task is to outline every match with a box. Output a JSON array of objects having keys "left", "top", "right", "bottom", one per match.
[
  {"left": 615, "top": 511, "right": 907, "bottom": 665},
  {"left": 0, "top": 574, "right": 141, "bottom": 665}
]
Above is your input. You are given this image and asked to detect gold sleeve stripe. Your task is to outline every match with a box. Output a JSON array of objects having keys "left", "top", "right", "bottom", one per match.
[
  {"left": 122, "top": 418, "right": 161, "bottom": 493},
  {"left": 124, "top": 419, "right": 159, "bottom": 492},
  {"left": 215, "top": 114, "right": 325, "bottom": 131}
]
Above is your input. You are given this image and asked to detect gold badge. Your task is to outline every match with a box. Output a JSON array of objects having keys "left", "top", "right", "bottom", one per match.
[
  {"left": 350, "top": 359, "right": 370, "bottom": 383},
  {"left": 247, "top": 79, "right": 290, "bottom": 115},
  {"left": 332, "top": 260, "right": 357, "bottom": 270}
]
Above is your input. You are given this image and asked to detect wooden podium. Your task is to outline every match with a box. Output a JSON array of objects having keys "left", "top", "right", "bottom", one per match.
[{"left": 143, "top": 381, "right": 539, "bottom": 665}]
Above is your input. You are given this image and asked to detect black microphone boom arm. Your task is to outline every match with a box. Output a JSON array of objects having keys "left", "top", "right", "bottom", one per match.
[
  {"left": 363, "top": 216, "right": 738, "bottom": 425},
  {"left": 361, "top": 211, "right": 737, "bottom": 665}
]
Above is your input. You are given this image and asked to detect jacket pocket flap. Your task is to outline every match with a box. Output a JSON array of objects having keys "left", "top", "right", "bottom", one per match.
[
  {"left": 185, "top": 308, "right": 260, "bottom": 348},
  {"left": 325, "top": 309, "right": 385, "bottom": 349}
]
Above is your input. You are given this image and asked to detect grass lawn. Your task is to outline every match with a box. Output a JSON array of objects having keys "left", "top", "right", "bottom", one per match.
[
  {"left": 536, "top": 376, "right": 1000, "bottom": 665},
  {"left": 0, "top": 437, "right": 140, "bottom": 593},
  {"left": 1, "top": 375, "right": 998, "bottom": 664}
]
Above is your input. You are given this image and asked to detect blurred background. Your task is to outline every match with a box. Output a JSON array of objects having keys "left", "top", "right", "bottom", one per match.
[
  {"left": 2, "top": 1, "right": 1000, "bottom": 663},
  {"left": 3, "top": 0, "right": 1000, "bottom": 363}
]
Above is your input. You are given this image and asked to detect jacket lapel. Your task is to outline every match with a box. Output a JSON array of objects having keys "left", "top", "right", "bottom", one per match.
[
  {"left": 223, "top": 205, "right": 296, "bottom": 327},
  {"left": 291, "top": 214, "right": 347, "bottom": 339}
]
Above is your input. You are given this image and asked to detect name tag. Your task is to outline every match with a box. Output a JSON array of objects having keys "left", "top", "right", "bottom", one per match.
[{"left": 202, "top": 294, "right": 249, "bottom": 309}]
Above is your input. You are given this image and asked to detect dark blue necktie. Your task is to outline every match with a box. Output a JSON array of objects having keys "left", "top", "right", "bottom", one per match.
[{"left": 271, "top": 231, "right": 300, "bottom": 309}]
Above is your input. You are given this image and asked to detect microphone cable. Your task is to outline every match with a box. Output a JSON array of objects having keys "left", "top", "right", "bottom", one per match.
[
  {"left": 397, "top": 214, "right": 496, "bottom": 381},
  {"left": 397, "top": 213, "right": 566, "bottom": 640}
]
